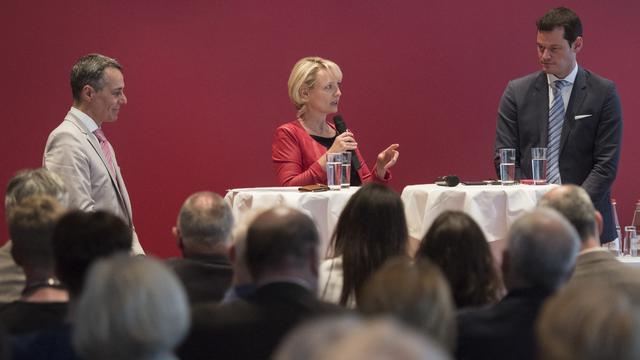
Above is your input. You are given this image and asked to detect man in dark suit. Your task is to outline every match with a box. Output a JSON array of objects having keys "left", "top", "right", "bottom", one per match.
[
  {"left": 494, "top": 7, "right": 623, "bottom": 243},
  {"left": 539, "top": 185, "right": 640, "bottom": 294},
  {"left": 165, "top": 191, "right": 233, "bottom": 304},
  {"left": 178, "top": 206, "right": 342, "bottom": 360},
  {"left": 456, "top": 209, "right": 580, "bottom": 360}
]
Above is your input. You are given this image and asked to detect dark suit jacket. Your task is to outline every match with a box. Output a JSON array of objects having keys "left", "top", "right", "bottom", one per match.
[
  {"left": 495, "top": 68, "right": 623, "bottom": 242},
  {"left": 178, "top": 281, "right": 343, "bottom": 360},
  {"left": 456, "top": 287, "right": 552, "bottom": 360},
  {"left": 165, "top": 254, "right": 232, "bottom": 304}
]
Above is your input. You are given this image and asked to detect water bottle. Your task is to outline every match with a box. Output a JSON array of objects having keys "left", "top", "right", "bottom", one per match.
[
  {"left": 609, "top": 199, "right": 622, "bottom": 256},
  {"left": 631, "top": 200, "right": 640, "bottom": 228}
]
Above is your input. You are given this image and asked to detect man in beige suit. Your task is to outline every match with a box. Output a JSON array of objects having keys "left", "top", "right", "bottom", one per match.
[{"left": 43, "top": 54, "right": 143, "bottom": 253}]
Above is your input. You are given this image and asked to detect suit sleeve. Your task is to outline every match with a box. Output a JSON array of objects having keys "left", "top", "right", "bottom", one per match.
[
  {"left": 494, "top": 81, "right": 523, "bottom": 178},
  {"left": 43, "top": 131, "right": 95, "bottom": 211},
  {"left": 581, "top": 83, "right": 623, "bottom": 204},
  {"left": 272, "top": 126, "right": 325, "bottom": 186}
]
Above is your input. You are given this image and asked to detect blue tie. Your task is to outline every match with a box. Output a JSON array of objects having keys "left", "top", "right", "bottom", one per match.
[{"left": 546, "top": 80, "right": 569, "bottom": 184}]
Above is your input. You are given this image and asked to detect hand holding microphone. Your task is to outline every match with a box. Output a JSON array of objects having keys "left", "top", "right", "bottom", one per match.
[
  {"left": 328, "top": 132, "right": 358, "bottom": 153},
  {"left": 333, "top": 115, "right": 361, "bottom": 169}
]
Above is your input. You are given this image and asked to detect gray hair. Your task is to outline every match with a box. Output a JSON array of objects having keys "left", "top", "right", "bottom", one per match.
[
  {"left": 5, "top": 168, "right": 67, "bottom": 213},
  {"left": 318, "top": 318, "right": 450, "bottom": 360},
  {"left": 73, "top": 255, "right": 189, "bottom": 360},
  {"left": 70, "top": 53, "right": 122, "bottom": 101},
  {"left": 177, "top": 192, "right": 234, "bottom": 247},
  {"left": 538, "top": 185, "right": 597, "bottom": 242},
  {"left": 507, "top": 208, "right": 580, "bottom": 290}
]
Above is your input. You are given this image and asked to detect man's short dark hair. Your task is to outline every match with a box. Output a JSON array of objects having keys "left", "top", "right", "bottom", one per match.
[
  {"left": 52, "top": 210, "right": 132, "bottom": 296},
  {"left": 536, "top": 7, "right": 583, "bottom": 46},
  {"left": 245, "top": 207, "right": 318, "bottom": 279},
  {"left": 70, "top": 54, "right": 122, "bottom": 101}
]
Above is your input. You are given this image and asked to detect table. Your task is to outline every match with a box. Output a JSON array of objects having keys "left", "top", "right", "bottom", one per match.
[
  {"left": 401, "top": 184, "right": 557, "bottom": 242},
  {"left": 224, "top": 186, "right": 360, "bottom": 258}
]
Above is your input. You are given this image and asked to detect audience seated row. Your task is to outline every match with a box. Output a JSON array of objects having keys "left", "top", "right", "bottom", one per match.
[{"left": 3, "top": 169, "right": 640, "bottom": 360}]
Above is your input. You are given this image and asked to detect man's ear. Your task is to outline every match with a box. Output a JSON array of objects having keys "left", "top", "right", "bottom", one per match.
[
  {"left": 594, "top": 210, "right": 604, "bottom": 236},
  {"left": 572, "top": 36, "right": 583, "bottom": 54},
  {"left": 172, "top": 226, "right": 184, "bottom": 250},
  {"left": 80, "top": 85, "right": 95, "bottom": 102}
]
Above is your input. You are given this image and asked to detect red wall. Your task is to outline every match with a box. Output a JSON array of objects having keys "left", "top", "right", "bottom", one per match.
[{"left": 1, "top": 1, "right": 638, "bottom": 258}]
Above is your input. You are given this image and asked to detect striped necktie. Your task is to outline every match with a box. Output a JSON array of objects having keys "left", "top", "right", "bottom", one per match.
[
  {"left": 93, "top": 128, "right": 117, "bottom": 177},
  {"left": 546, "top": 79, "right": 569, "bottom": 184}
]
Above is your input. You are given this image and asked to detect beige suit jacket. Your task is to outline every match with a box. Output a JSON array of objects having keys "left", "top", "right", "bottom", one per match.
[{"left": 43, "top": 110, "right": 144, "bottom": 254}]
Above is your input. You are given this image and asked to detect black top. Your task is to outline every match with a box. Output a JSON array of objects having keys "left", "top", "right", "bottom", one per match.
[
  {"left": 0, "top": 301, "right": 68, "bottom": 335},
  {"left": 165, "top": 253, "right": 233, "bottom": 304},
  {"left": 310, "top": 135, "right": 361, "bottom": 186}
]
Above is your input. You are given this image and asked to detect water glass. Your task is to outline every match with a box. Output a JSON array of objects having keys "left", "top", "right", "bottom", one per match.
[
  {"left": 624, "top": 226, "right": 638, "bottom": 257},
  {"left": 341, "top": 152, "right": 352, "bottom": 188},
  {"left": 499, "top": 148, "right": 516, "bottom": 185},
  {"left": 531, "top": 147, "right": 547, "bottom": 184},
  {"left": 326, "top": 153, "right": 343, "bottom": 190}
]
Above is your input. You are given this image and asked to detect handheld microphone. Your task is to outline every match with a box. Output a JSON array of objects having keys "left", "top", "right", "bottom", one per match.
[
  {"left": 333, "top": 115, "right": 361, "bottom": 170},
  {"left": 435, "top": 175, "right": 460, "bottom": 187}
]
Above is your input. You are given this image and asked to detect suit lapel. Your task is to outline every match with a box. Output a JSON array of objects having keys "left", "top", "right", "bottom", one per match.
[
  {"left": 66, "top": 112, "right": 132, "bottom": 224},
  {"left": 533, "top": 72, "right": 550, "bottom": 145},
  {"left": 560, "top": 67, "right": 587, "bottom": 152}
]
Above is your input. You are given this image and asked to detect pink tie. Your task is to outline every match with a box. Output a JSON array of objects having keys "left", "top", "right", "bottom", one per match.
[{"left": 93, "top": 128, "right": 116, "bottom": 177}]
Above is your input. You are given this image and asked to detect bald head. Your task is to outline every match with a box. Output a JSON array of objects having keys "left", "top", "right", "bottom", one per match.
[
  {"left": 538, "top": 185, "right": 599, "bottom": 244},
  {"left": 245, "top": 207, "right": 318, "bottom": 281},
  {"left": 506, "top": 208, "right": 580, "bottom": 291}
]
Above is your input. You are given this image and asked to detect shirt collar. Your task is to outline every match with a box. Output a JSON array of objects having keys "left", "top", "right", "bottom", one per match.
[
  {"left": 547, "top": 62, "right": 579, "bottom": 86},
  {"left": 69, "top": 106, "right": 99, "bottom": 133}
]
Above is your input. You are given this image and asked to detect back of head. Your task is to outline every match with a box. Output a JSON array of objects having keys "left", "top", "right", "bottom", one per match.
[
  {"left": 318, "top": 318, "right": 450, "bottom": 360},
  {"left": 5, "top": 168, "right": 67, "bottom": 213},
  {"left": 288, "top": 56, "right": 342, "bottom": 117},
  {"left": 333, "top": 183, "right": 408, "bottom": 305},
  {"left": 417, "top": 210, "right": 501, "bottom": 308},
  {"left": 177, "top": 191, "right": 234, "bottom": 250},
  {"left": 537, "top": 280, "right": 640, "bottom": 360},
  {"left": 8, "top": 195, "right": 64, "bottom": 270},
  {"left": 73, "top": 255, "right": 190, "bottom": 360},
  {"left": 245, "top": 207, "right": 318, "bottom": 281},
  {"left": 274, "top": 316, "right": 363, "bottom": 360},
  {"left": 70, "top": 53, "right": 122, "bottom": 102},
  {"left": 52, "top": 210, "right": 133, "bottom": 297},
  {"left": 359, "top": 257, "right": 456, "bottom": 351},
  {"left": 505, "top": 209, "right": 580, "bottom": 291},
  {"left": 538, "top": 185, "right": 597, "bottom": 243},
  {"left": 536, "top": 7, "right": 582, "bottom": 45}
]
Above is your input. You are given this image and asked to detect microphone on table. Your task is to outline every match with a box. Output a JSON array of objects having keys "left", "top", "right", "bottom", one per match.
[
  {"left": 435, "top": 175, "right": 460, "bottom": 187},
  {"left": 333, "top": 115, "right": 361, "bottom": 170}
]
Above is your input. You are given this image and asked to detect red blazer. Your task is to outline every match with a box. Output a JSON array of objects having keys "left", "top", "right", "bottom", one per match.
[{"left": 272, "top": 120, "right": 390, "bottom": 186}]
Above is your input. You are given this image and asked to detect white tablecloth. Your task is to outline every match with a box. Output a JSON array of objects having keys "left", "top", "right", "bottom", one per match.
[
  {"left": 401, "top": 184, "right": 557, "bottom": 242},
  {"left": 224, "top": 187, "right": 360, "bottom": 258}
]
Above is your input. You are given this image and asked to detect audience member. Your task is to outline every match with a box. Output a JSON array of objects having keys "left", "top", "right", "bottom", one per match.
[
  {"left": 166, "top": 191, "right": 233, "bottom": 304},
  {"left": 73, "top": 255, "right": 189, "bottom": 360},
  {"left": 274, "top": 315, "right": 363, "bottom": 360},
  {"left": 11, "top": 210, "right": 133, "bottom": 360},
  {"left": 318, "top": 318, "right": 450, "bottom": 360},
  {"left": 537, "top": 280, "right": 640, "bottom": 360},
  {"left": 222, "top": 208, "right": 265, "bottom": 302},
  {"left": 0, "top": 196, "right": 67, "bottom": 334},
  {"left": 456, "top": 208, "right": 579, "bottom": 360},
  {"left": 359, "top": 257, "right": 456, "bottom": 351},
  {"left": 417, "top": 211, "right": 502, "bottom": 309},
  {"left": 179, "top": 206, "right": 342, "bottom": 360},
  {"left": 319, "top": 183, "right": 408, "bottom": 307},
  {"left": 0, "top": 168, "right": 67, "bottom": 303},
  {"left": 539, "top": 184, "right": 640, "bottom": 294}
]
